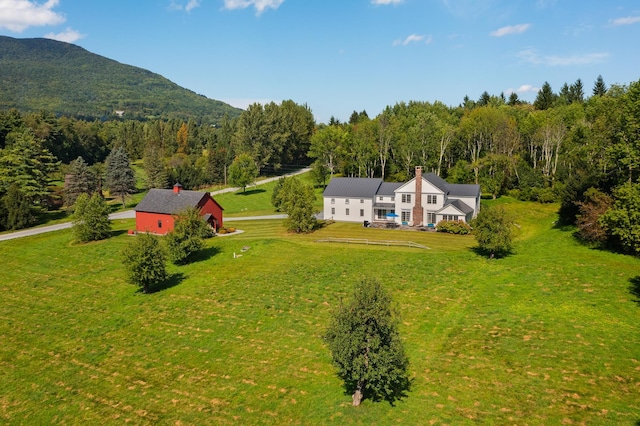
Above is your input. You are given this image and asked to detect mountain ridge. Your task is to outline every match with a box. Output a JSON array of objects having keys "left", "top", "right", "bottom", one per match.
[{"left": 0, "top": 36, "right": 242, "bottom": 124}]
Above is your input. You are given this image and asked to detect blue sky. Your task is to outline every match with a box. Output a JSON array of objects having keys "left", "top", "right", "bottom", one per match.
[{"left": 1, "top": 0, "right": 639, "bottom": 123}]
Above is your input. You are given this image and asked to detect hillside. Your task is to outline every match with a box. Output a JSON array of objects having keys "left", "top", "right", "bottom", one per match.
[{"left": 0, "top": 36, "right": 242, "bottom": 124}]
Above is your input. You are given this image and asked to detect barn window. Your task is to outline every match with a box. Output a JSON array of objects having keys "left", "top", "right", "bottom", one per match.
[{"left": 158, "top": 220, "right": 162, "bottom": 228}]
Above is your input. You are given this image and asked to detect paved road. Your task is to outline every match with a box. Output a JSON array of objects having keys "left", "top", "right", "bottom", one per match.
[{"left": 0, "top": 167, "right": 311, "bottom": 242}]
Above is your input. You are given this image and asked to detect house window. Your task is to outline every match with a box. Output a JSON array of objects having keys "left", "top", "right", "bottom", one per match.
[
  {"left": 346, "top": 208, "right": 350, "bottom": 216},
  {"left": 345, "top": 198, "right": 350, "bottom": 205},
  {"left": 331, "top": 198, "right": 335, "bottom": 204},
  {"left": 377, "top": 209, "right": 387, "bottom": 220},
  {"left": 427, "top": 212, "right": 436, "bottom": 224},
  {"left": 427, "top": 194, "right": 437, "bottom": 204},
  {"left": 391, "top": 197, "right": 395, "bottom": 202},
  {"left": 401, "top": 210, "right": 411, "bottom": 222},
  {"left": 443, "top": 215, "right": 458, "bottom": 221},
  {"left": 331, "top": 207, "right": 335, "bottom": 215},
  {"left": 158, "top": 220, "right": 162, "bottom": 228},
  {"left": 402, "top": 194, "right": 412, "bottom": 203},
  {"left": 360, "top": 199, "right": 364, "bottom": 203},
  {"left": 360, "top": 209, "right": 364, "bottom": 217},
  {"left": 379, "top": 196, "right": 384, "bottom": 201}
]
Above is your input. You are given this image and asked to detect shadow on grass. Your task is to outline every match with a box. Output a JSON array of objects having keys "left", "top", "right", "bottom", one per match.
[
  {"left": 187, "top": 245, "right": 221, "bottom": 263},
  {"left": 148, "top": 272, "right": 185, "bottom": 294},
  {"left": 343, "top": 376, "right": 413, "bottom": 407},
  {"left": 236, "top": 188, "right": 266, "bottom": 196},
  {"left": 111, "top": 229, "right": 129, "bottom": 238},
  {"left": 629, "top": 276, "right": 640, "bottom": 306},
  {"left": 469, "top": 246, "right": 512, "bottom": 259}
]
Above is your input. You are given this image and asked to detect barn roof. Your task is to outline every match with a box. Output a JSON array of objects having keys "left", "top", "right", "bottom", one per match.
[{"left": 135, "top": 188, "right": 210, "bottom": 215}]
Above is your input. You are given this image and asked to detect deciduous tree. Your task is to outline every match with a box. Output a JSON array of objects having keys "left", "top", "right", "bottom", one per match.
[
  {"left": 228, "top": 153, "right": 258, "bottom": 193},
  {"left": 72, "top": 192, "right": 112, "bottom": 243},
  {"left": 324, "top": 278, "right": 410, "bottom": 406},
  {"left": 473, "top": 205, "right": 515, "bottom": 258},
  {"left": 600, "top": 183, "right": 640, "bottom": 256},
  {"left": 273, "top": 177, "right": 317, "bottom": 233},
  {"left": 165, "top": 208, "right": 213, "bottom": 264}
]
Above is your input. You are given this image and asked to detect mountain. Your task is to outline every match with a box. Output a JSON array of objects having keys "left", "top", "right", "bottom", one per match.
[{"left": 0, "top": 36, "right": 242, "bottom": 124}]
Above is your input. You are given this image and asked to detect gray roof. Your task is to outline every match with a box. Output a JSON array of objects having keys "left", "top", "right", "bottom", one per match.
[
  {"left": 377, "top": 182, "right": 403, "bottom": 196},
  {"left": 447, "top": 199, "right": 474, "bottom": 215},
  {"left": 135, "top": 188, "right": 209, "bottom": 215},
  {"left": 448, "top": 183, "right": 481, "bottom": 197},
  {"left": 323, "top": 178, "right": 383, "bottom": 198},
  {"left": 424, "top": 173, "right": 451, "bottom": 193}
]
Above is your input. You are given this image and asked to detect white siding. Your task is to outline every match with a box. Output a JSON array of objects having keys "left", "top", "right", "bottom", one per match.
[{"left": 324, "top": 197, "right": 373, "bottom": 223}]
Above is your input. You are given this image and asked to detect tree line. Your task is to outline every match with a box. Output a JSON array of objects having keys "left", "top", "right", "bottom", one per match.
[{"left": 0, "top": 76, "right": 638, "bottom": 255}]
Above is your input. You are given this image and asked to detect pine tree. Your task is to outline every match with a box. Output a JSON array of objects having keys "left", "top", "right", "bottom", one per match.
[
  {"left": 592, "top": 75, "right": 607, "bottom": 96},
  {"left": 570, "top": 78, "right": 585, "bottom": 103},
  {"left": 324, "top": 278, "right": 410, "bottom": 406},
  {"left": 533, "top": 82, "right": 556, "bottom": 110},
  {"left": 105, "top": 146, "right": 136, "bottom": 207},
  {"left": 65, "top": 156, "right": 98, "bottom": 207},
  {"left": 2, "top": 183, "right": 34, "bottom": 230}
]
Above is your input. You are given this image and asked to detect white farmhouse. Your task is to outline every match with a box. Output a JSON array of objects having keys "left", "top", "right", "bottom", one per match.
[{"left": 323, "top": 166, "right": 480, "bottom": 227}]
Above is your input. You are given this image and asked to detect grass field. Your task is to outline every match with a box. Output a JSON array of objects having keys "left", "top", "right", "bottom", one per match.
[{"left": 1, "top": 199, "right": 639, "bottom": 425}]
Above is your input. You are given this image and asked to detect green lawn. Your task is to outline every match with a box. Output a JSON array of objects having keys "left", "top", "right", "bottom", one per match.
[{"left": 0, "top": 201, "right": 639, "bottom": 424}]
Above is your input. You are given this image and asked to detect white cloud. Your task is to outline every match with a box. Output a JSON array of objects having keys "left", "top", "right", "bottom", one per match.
[
  {"left": 490, "top": 23, "right": 531, "bottom": 37},
  {"left": 0, "top": 0, "right": 65, "bottom": 32},
  {"left": 44, "top": 27, "right": 84, "bottom": 43},
  {"left": 506, "top": 84, "right": 540, "bottom": 95},
  {"left": 223, "top": 0, "right": 284, "bottom": 15},
  {"left": 610, "top": 16, "right": 640, "bottom": 26},
  {"left": 169, "top": 0, "right": 201, "bottom": 12},
  {"left": 393, "top": 34, "right": 431, "bottom": 46},
  {"left": 371, "top": 0, "right": 403, "bottom": 5},
  {"left": 517, "top": 48, "right": 609, "bottom": 66}
]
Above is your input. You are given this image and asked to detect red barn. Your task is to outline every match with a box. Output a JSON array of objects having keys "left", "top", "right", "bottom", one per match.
[{"left": 134, "top": 183, "right": 224, "bottom": 234}]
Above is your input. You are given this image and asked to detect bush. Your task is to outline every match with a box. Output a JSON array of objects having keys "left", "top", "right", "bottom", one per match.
[{"left": 436, "top": 220, "right": 472, "bottom": 234}]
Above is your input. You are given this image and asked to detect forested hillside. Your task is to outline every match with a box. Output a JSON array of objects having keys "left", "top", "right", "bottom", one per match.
[{"left": 0, "top": 36, "right": 241, "bottom": 123}]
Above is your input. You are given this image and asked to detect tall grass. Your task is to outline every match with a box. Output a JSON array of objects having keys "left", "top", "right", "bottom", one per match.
[{"left": 0, "top": 200, "right": 639, "bottom": 424}]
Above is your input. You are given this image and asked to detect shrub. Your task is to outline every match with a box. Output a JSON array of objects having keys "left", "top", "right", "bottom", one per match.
[{"left": 436, "top": 220, "right": 472, "bottom": 234}]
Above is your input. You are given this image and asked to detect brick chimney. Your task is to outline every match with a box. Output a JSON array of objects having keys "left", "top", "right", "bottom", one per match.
[
  {"left": 173, "top": 183, "right": 183, "bottom": 194},
  {"left": 412, "top": 166, "right": 424, "bottom": 226}
]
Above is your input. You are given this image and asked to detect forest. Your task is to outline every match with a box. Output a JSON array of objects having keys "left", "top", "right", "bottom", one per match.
[{"left": 0, "top": 76, "right": 639, "bottom": 255}]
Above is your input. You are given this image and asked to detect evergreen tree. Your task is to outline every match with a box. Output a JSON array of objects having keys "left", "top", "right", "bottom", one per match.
[
  {"left": 143, "top": 146, "right": 167, "bottom": 189},
  {"left": 105, "top": 146, "right": 136, "bottom": 207},
  {"left": 72, "top": 192, "right": 112, "bottom": 243},
  {"left": 592, "top": 75, "right": 607, "bottom": 96},
  {"left": 477, "top": 91, "right": 491, "bottom": 106},
  {"left": 122, "top": 232, "right": 168, "bottom": 294},
  {"left": 569, "top": 78, "right": 585, "bottom": 103},
  {"left": 205, "top": 141, "right": 227, "bottom": 185},
  {"left": 0, "top": 130, "right": 59, "bottom": 208},
  {"left": 2, "top": 183, "right": 34, "bottom": 230},
  {"left": 228, "top": 153, "right": 258, "bottom": 193},
  {"left": 533, "top": 82, "right": 556, "bottom": 110},
  {"left": 64, "top": 156, "right": 98, "bottom": 206},
  {"left": 472, "top": 205, "right": 515, "bottom": 258},
  {"left": 324, "top": 278, "right": 410, "bottom": 406},
  {"left": 165, "top": 208, "right": 213, "bottom": 264},
  {"left": 508, "top": 92, "right": 520, "bottom": 106}
]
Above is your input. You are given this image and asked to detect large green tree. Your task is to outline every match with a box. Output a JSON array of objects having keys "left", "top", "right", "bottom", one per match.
[
  {"left": 72, "top": 192, "right": 112, "bottom": 243},
  {"left": 105, "top": 146, "right": 136, "bottom": 207},
  {"left": 1, "top": 183, "right": 34, "bottom": 230},
  {"left": 600, "top": 183, "right": 640, "bottom": 256},
  {"left": 324, "top": 278, "right": 410, "bottom": 406},
  {"left": 228, "top": 153, "right": 258, "bottom": 193},
  {"left": 165, "top": 208, "right": 213, "bottom": 264},
  {"left": 0, "top": 130, "right": 59, "bottom": 208},
  {"left": 122, "top": 233, "right": 168, "bottom": 294},
  {"left": 472, "top": 206, "right": 515, "bottom": 258},
  {"left": 273, "top": 176, "right": 317, "bottom": 233},
  {"left": 143, "top": 146, "right": 167, "bottom": 189}
]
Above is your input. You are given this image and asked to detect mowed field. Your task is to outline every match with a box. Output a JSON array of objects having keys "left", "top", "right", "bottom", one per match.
[{"left": 1, "top": 198, "right": 639, "bottom": 424}]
